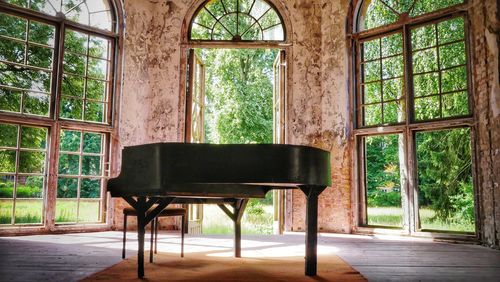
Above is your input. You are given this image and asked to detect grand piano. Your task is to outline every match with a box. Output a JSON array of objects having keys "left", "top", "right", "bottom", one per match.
[{"left": 107, "top": 143, "right": 331, "bottom": 278}]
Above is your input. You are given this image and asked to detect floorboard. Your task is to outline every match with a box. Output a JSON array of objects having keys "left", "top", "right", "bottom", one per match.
[{"left": 0, "top": 232, "right": 499, "bottom": 281}]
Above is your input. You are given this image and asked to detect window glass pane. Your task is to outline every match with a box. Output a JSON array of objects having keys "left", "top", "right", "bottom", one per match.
[
  {"left": 58, "top": 154, "right": 80, "bottom": 175},
  {"left": 20, "top": 126, "right": 47, "bottom": 149},
  {"left": 259, "top": 9, "right": 280, "bottom": 29},
  {"left": 0, "top": 123, "right": 18, "bottom": 147},
  {"left": 0, "top": 175, "right": 15, "bottom": 199},
  {"left": 414, "top": 96, "right": 440, "bottom": 120},
  {"left": 0, "top": 87, "right": 22, "bottom": 113},
  {"left": 413, "top": 72, "right": 439, "bottom": 97},
  {"left": 60, "top": 97, "right": 83, "bottom": 120},
  {"left": 360, "top": 0, "right": 399, "bottom": 30},
  {"left": 382, "top": 56, "right": 403, "bottom": 79},
  {"left": 83, "top": 132, "right": 103, "bottom": 154},
  {"left": 19, "top": 151, "right": 45, "bottom": 173},
  {"left": 78, "top": 198, "right": 100, "bottom": 222},
  {"left": 439, "top": 42, "right": 466, "bottom": 69},
  {"left": 89, "top": 36, "right": 109, "bottom": 59},
  {"left": 80, "top": 178, "right": 101, "bottom": 198},
  {"left": 87, "top": 58, "right": 108, "bottom": 80},
  {"left": 442, "top": 91, "right": 469, "bottom": 117},
  {"left": 262, "top": 24, "right": 283, "bottom": 41},
  {"left": 416, "top": 128, "right": 474, "bottom": 232},
  {"left": 441, "top": 66, "right": 467, "bottom": 93},
  {"left": 411, "top": 24, "right": 436, "bottom": 50},
  {"left": 61, "top": 75, "right": 85, "bottom": 97},
  {"left": 27, "top": 45, "right": 53, "bottom": 69},
  {"left": 23, "top": 92, "right": 50, "bottom": 116},
  {"left": 60, "top": 130, "right": 81, "bottom": 152},
  {"left": 0, "top": 63, "right": 52, "bottom": 93},
  {"left": 15, "top": 176, "right": 43, "bottom": 224},
  {"left": 28, "top": 21, "right": 55, "bottom": 46},
  {"left": 363, "top": 104, "right": 382, "bottom": 126},
  {"left": 84, "top": 102, "right": 105, "bottom": 123},
  {"left": 412, "top": 48, "right": 438, "bottom": 74},
  {"left": 365, "top": 134, "right": 404, "bottom": 227},
  {"left": 82, "top": 156, "right": 101, "bottom": 176},
  {"left": 0, "top": 150, "right": 16, "bottom": 173},
  {"left": 65, "top": 29, "right": 88, "bottom": 54},
  {"left": 0, "top": 13, "right": 27, "bottom": 39},
  {"left": 384, "top": 100, "right": 405, "bottom": 123},
  {"left": 86, "top": 79, "right": 106, "bottom": 101},
  {"left": 363, "top": 61, "right": 381, "bottom": 82},
  {"left": 381, "top": 33, "right": 403, "bottom": 57},
  {"left": 0, "top": 39, "right": 25, "bottom": 64},
  {"left": 63, "top": 53, "right": 86, "bottom": 76},
  {"left": 362, "top": 39, "right": 380, "bottom": 61},
  {"left": 383, "top": 78, "right": 403, "bottom": 101},
  {"left": 363, "top": 82, "right": 381, "bottom": 104},
  {"left": 56, "top": 177, "right": 78, "bottom": 223},
  {"left": 438, "top": 17, "right": 464, "bottom": 44},
  {"left": 410, "top": 0, "right": 464, "bottom": 18}
]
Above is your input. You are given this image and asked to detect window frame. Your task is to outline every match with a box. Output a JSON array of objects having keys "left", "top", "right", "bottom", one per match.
[
  {"left": 0, "top": 1, "right": 121, "bottom": 232},
  {"left": 351, "top": 1, "right": 478, "bottom": 239}
]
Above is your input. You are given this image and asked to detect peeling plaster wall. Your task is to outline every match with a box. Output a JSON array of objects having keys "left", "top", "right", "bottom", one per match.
[
  {"left": 112, "top": 0, "right": 192, "bottom": 230},
  {"left": 287, "top": 0, "right": 352, "bottom": 233},
  {"left": 470, "top": 0, "right": 500, "bottom": 247}
]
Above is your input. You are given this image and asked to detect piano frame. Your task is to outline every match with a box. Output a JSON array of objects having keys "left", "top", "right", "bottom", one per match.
[{"left": 108, "top": 143, "right": 331, "bottom": 278}]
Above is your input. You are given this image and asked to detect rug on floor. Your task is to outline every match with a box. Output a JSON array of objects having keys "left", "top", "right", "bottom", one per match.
[{"left": 83, "top": 251, "right": 366, "bottom": 281}]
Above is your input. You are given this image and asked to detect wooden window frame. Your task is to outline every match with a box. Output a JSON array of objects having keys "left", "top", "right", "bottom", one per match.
[
  {"left": 351, "top": 1, "right": 478, "bottom": 240},
  {"left": 0, "top": 1, "right": 122, "bottom": 233}
]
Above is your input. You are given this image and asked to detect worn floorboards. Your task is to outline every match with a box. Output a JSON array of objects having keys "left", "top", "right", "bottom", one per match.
[{"left": 0, "top": 231, "right": 499, "bottom": 281}]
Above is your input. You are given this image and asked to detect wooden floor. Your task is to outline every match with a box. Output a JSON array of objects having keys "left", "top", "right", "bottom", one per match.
[{"left": 0, "top": 231, "right": 499, "bottom": 281}]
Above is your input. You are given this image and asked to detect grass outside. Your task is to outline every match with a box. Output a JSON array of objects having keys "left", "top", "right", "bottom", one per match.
[
  {"left": 202, "top": 202, "right": 273, "bottom": 235},
  {"left": 368, "top": 206, "right": 475, "bottom": 232},
  {"left": 0, "top": 199, "right": 101, "bottom": 225}
]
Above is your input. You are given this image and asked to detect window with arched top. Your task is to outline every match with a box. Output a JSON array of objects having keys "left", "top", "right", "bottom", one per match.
[
  {"left": 352, "top": 0, "right": 476, "bottom": 236},
  {"left": 0, "top": 0, "right": 120, "bottom": 229},
  {"left": 189, "top": 0, "right": 285, "bottom": 41}
]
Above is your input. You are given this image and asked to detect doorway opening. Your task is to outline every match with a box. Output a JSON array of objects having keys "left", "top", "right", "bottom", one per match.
[{"left": 185, "top": 47, "right": 286, "bottom": 235}]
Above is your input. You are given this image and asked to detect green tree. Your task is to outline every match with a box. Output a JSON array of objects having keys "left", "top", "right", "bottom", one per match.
[{"left": 199, "top": 48, "right": 277, "bottom": 144}]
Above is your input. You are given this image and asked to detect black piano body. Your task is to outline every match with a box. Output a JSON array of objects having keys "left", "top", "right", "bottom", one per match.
[{"left": 108, "top": 143, "right": 331, "bottom": 278}]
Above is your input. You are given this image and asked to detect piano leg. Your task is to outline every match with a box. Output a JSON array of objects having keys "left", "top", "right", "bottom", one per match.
[
  {"left": 299, "top": 186, "right": 327, "bottom": 276},
  {"left": 217, "top": 199, "right": 248, "bottom": 258},
  {"left": 123, "top": 196, "right": 173, "bottom": 278},
  {"left": 234, "top": 199, "right": 248, "bottom": 258}
]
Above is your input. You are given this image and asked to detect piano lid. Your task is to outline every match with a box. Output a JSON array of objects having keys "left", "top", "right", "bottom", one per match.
[{"left": 108, "top": 143, "right": 331, "bottom": 197}]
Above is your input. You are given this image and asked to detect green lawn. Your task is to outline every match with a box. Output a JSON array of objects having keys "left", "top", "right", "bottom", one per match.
[
  {"left": 367, "top": 207, "right": 475, "bottom": 232},
  {"left": 202, "top": 202, "right": 273, "bottom": 235},
  {"left": 0, "top": 199, "right": 101, "bottom": 225}
]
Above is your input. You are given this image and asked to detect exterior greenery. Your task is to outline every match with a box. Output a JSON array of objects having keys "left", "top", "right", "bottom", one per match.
[
  {"left": 0, "top": 0, "right": 113, "bottom": 226},
  {"left": 360, "top": 0, "right": 474, "bottom": 232}
]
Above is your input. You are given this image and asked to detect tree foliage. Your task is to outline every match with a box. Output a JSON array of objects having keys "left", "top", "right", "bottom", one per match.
[{"left": 199, "top": 48, "right": 277, "bottom": 144}]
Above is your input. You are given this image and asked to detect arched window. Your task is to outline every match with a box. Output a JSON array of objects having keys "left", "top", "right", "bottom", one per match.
[
  {"left": 0, "top": 0, "right": 120, "bottom": 228},
  {"left": 352, "top": 1, "right": 476, "bottom": 236},
  {"left": 189, "top": 0, "right": 285, "bottom": 41}
]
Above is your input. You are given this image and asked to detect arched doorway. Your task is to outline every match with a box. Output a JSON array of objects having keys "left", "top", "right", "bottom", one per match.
[{"left": 180, "top": 0, "right": 292, "bottom": 235}]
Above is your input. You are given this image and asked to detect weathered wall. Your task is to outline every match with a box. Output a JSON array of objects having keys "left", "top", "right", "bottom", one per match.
[
  {"left": 470, "top": 0, "right": 500, "bottom": 248},
  {"left": 287, "top": 0, "right": 351, "bottom": 233},
  {"left": 112, "top": 0, "right": 189, "bottom": 230}
]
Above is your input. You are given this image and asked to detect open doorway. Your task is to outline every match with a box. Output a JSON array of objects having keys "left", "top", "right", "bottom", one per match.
[{"left": 185, "top": 48, "right": 286, "bottom": 235}]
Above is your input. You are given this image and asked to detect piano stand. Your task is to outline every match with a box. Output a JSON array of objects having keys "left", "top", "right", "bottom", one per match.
[
  {"left": 217, "top": 199, "right": 249, "bottom": 257},
  {"left": 123, "top": 196, "right": 173, "bottom": 278}
]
